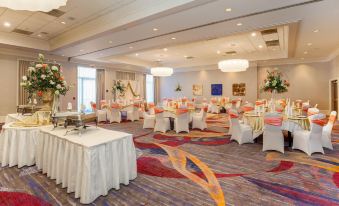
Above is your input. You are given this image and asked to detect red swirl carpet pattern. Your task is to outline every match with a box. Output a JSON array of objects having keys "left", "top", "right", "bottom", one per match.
[{"left": 0, "top": 113, "right": 338, "bottom": 205}]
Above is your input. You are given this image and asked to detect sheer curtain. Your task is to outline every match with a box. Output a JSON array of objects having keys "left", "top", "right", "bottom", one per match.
[
  {"left": 154, "top": 76, "right": 159, "bottom": 105},
  {"left": 18, "top": 60, "right": 31, "bottom": 105},
  {"left": 96, "top": 69, "right": 105, "bottom": 104}
]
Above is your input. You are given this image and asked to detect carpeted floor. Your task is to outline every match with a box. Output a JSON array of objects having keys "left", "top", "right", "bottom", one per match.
[{"left": 0, "top": 113, "right": 338, "bottom": 206}]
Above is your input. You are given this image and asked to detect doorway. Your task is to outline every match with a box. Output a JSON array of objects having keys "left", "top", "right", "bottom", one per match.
[{"left": 331, "top": 80, "right": 338, "bottom": 113}]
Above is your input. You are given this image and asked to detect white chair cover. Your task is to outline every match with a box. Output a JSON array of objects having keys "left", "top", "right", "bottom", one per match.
[
  {"left": 109, "top": 108, "right": 121, "bottom": 123},
  {"left": 293, "top": 113, "right": 325, "bottom": 156},
  {"left": 91, "top": 102, "right": 107, "bottom": 122},
  {"left": 322, "top": 111, "right": 336, "bottom": 150},
  {"left": 126, "top": 105, "right": 140, "bottom": 122},
  {"left": 143, "top": 112, "right": 155, "bottom": 129},
  {"left": 154, "top": 110, "right": 170, "bottom": 133},
  {"left": 192, "top": 109, "right": 207, "bottom": 130},
  {"left": 262, "top": 113, "right": 284, "bottom": 153},
  {"left": 229, "top": 109, "right": 253, "bottom": 144},
  {"left": 174, "top": 111, "right": 189, "bottom": 133}
]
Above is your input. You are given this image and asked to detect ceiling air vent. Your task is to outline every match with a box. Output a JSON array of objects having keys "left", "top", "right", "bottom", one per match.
[
  {"left": 261, "top": 29, "right": 278, "bottom": 35},
  {"left": 12, "top": 29, "right": 33, "bottom": 35},
  {"left": 185, "top": 56, "right": 195, "bottom": 60},
  {"left": 265, "top": 40, "right": 280, "bottom": 47},
  {"left": 44, "top": 9, "right": 65, "bottom": 17},
  {"left": 225, "top": 51, "right": 237, "bottom": 55}
]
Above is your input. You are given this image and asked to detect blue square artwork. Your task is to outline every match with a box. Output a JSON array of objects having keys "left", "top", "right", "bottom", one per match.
[{"left": 211, "top": 84, "right": 222, "bottom": 96}]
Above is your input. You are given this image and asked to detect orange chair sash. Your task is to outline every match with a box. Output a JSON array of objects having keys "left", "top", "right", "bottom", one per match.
[
  {"left": 154, "top": 108, "right": 164, "bottom": 114},
  {"left": 176, "top": 108, "right": 188, "bottom": 115},
  {"left": 242, "top": 106, "right": 254, "bottom": 112},
  {"left": 264, "top": 117, "right": 283, "bottom": 126},
  {"left": 312, "top": 118, "right": 328, "bottom": 127}
]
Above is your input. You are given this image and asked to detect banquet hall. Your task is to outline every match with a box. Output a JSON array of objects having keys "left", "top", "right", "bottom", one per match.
[{"left": 0, "top": 0, "right": 338, "bottom": 205}]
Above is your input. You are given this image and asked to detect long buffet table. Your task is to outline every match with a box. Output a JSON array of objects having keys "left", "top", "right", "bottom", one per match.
[{"left": 0, "top": 114, "right": 137, "bottom": 204}]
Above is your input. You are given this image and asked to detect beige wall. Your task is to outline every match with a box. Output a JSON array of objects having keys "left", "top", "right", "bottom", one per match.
[
  {"left": 159, "top": 66, "right": 258, "bottom": 102},
  {"left": 258, "top": 62, "right": 332, "bottom": 110},
  {"left": 0, "top": 54, "right": 18, "bottom": 116}
]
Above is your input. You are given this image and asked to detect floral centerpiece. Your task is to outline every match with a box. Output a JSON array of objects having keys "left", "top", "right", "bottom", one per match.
[
  {"left": 20, "top": 53, "right": 69, "bottom": 111},
  {"left": 261, "top": 69, "right": 289, "bottom": 94},
  {"left": 175, "top": 83, "right": 182, "bottom": 92},
  {"left": 112, "top": 80, "right": 126, "bottom": 98}
]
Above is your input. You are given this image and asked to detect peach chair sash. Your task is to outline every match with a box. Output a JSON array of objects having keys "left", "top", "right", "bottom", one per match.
[
  {"left": 203, "top": 106, "right": 208, "bottom": 112},
  {"left": 154, "top": 108, "right": 164, "bottom": 114},
  {"left": 90, "top": 102, "right": 97, "bottom": 110},
  {"left": 275, "top": 108, "right": 284, "bottom": 113},
  {"left": 181, "top": 98, "right": 188, "bottom": 103},
  {"left": 100, "top": 100, "right": 106, "bottom": 107},
  {"left": 312, "top": 118, "right": 328, "bottom": 127},
  {"left": 264, "top": 117, "right": 283, "bottom": 126},
  {"left": 176, "top": 108, "right": 188, "bottom": 115},
  {"left": 242, "top": 105, "right": 254, "bottom": 112},
  {"left": 255, "top": 101, "right": 264, "bottom": 106},
  {"left": 211, "top": 99, "right": 217, "bottom": 104},
  {"left": 231, "top": 100, "right": 237, "bottom": 105},
  {"left": 133, "top": 103, "right": 140, "bottom": 108},
  {"left": 111, "top": 103, "right": 120, "bottom": 109},
  {"left": 187, "top": 103, "right": 194, "bottom": 108},
  {"left": 228, "top": 110, "right": 239, "bottom": 119},
  {"left": 148, "top": 103, "right": 155, "bottom": 108}
]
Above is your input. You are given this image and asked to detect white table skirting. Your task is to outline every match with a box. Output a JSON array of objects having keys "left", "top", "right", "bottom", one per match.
[
  {"left": 0, "top": 123, "right": 41, "bottom": 168},
  {"left": 36, "top": 126, "right": 137, "bottom": 204},
  {"left": 5, "top": 113, "right": 25, "bottom": 124}
]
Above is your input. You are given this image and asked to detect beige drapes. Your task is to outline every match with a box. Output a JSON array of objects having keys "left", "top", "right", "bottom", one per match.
[
  {"left": 154, "top": 76, "right": 159, "bottom": 104},
  {"left": 18, "top": 60, "right": 31, "bottom": 105},
  {"left": 96, "top": 69, "right": 105, "bottom": 104}
]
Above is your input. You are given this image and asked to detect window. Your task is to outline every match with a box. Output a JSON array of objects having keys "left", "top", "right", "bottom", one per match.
[
  {"left": 78, "top": 67, "right": 96, "bottom": 112},
  {"left": 146, "top": 74, "right": 154, "bottom": 103}
]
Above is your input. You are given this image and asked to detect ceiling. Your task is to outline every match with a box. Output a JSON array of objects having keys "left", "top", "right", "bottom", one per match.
[{"left": 0, "top": 0, "right": 338, "bottom": 72}]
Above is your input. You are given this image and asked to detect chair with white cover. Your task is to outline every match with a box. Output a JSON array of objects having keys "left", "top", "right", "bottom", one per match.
[
  {"left": 262, "top": 113, "right": 284, "bottom": 153},
  {"left": 91, "top": 102, "right": 107, "bottom": 123},
  {"left": 292, "top": 113, "right": 326, "bottom": 156},
  {"left": 229, "top": 109, "right": 254, "bottom": 144},
  {"left": 154, "top": 108, "right": 170, "bottom": 133},
  {"left": 241, "top": 103, "right": 254, "bottom": 113},
  {"left": 321, "top": 111, "right": 337, "bottom": 150},
  {"left": 109, "top": 103, "right": 121, "bottom": 123},
  {"left": 148, "top": 102, "right": 155, "bottom": 115},
  {"left": 301, "top": 102, "right": 310, "bottom": 116},
  {"left": 174, "top": 109, "right": 190, "bottom": 133},
  {"left": 143, "top": 112, "right": 155, "bottom": 129},
  {"left": 192, "top": 108, "right": 207, "bottom": 130},
  {"left": 126, "top": 104, "right": 140, "bottom": 121}
]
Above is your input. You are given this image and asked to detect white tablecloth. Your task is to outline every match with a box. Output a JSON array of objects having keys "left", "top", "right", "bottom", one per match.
[
  {"left": 36, "top": 126, "right": 137, "bottom": 204},
  {"left": 0, "top": 123, "right": 42, "bottom": 168},
  {"left": 5, "top": 113, "right": 26, "bottom": 124}
]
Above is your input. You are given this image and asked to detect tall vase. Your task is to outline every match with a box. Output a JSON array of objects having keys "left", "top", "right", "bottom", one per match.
[
  {"left": 51, "top": 94, "right": 60, "bottom": 115},
  {"left": 270, "top": 89, "right": 277, "bottom": 112},
  {"left": 41, "top": 90, "right": 54, "bottom": 111}
]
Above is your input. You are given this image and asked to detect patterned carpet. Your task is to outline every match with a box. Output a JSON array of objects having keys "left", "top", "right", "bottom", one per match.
[{"left": 0, "top": 113, "right": 338, "bottom": 206}]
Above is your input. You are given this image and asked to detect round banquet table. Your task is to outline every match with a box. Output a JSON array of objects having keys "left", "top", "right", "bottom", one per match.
[
  {"left": 0, "top": 123, "right": 43, "bottom": 168},
  {"left": 243, "top": 113, "right": 310, "bottom": 134}
]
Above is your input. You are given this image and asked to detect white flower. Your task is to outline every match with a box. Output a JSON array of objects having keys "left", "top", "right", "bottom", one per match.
[
  {"left": 63, "top": 80, "right": 67, "bottom": 85},
  {"left": 28, "top": 67, "right": 35, "bottom": 72},
  {"left": 50, "top": 80, "right": 55, "bottom": 85},
  {"left": 20, "top": 82, "right": 27, "bottom": 86},
  {"left": 28, "top": 81, "right": 32, "bottom": 86},
  {"left": 41, "top": 74, "right": 46, "bottom": 79},
  {"left": 22, "top": 76, "right": 27, "bottom": 81},
  {"left": 56, "top": 84, "right": 62, "bottom": 89},
  {"left": 55, "top": 90, "right": 60, "bottom": 95},
  {"left": 36, "top": 64, "right": 43, "bottom": 68},
  {"left": 38, "top": 53, "right": 44, "bottom": 60},
  {"left": 51, "top": 66, "right": 58, "bottom": 71}
]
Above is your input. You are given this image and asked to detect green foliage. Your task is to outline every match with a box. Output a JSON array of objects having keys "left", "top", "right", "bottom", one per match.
[
  {"left": 112, "top": 80, "right": 126, "bottom": 94},
  {"left": 20, "top": 53, "right": 69, "bottom": 97},
  {"left": 261, "top": 69, "right": 289, "bottom": 93}
]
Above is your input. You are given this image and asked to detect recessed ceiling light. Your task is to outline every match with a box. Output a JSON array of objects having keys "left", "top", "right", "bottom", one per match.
[
  {"left": 236, "top": 23, "right": 242, "bottom": 26},
  {"left": 163, "top": 48, "right": 168, "bottom": 52},
  {"left": 307, "top": 43, "right": 312, "bottom": 46},
  {"left": 304, "top": 51, "right": 308, "bottom": 54},
  {"left": 129, "top": 46, "right": 133, "bottom": 49},
  {"left": 108, "top": 40, "right": 113, "bottom": 44},
  {"left": 225, "top": 8, "right": 232, "bottom": 12},
  {"left": 184, "top": 55, "right": 188, "bottom": 58},
  {"left": 61, "top": 21, "right": 66, "bottom": 24},
  {"left": 37, "top": 34, "right": 42, "bottom": 37},
  {"left": 171, "top": 37, "right": 176, "bottom": 40},
  {"left": 313, "top": 29, "right": 319, "bottom": 33},
  {"left": 231, "top": 53, "right": 236, "bottom": 56},
  {"left": 217, "top": 50, "right": 221, "bottom": 54},
  {"left": 61, "top": 54, "right": 65, "bottom": 56},
  {"left": 80, "top": 49, "right": 84, "bottom": 52},
  {"left": 3, "top": 21, "right": 11, "bottom": 27},
  {"left": 251, "top": 32, "right": 257, "bottom": 37},
  {"left": 258, "top": 45, "right": 263, "bottom": 49},
  {"left": 301, "top": 57, "right": 305, "bottom": 60},
  {"left": 153, "top": 28, "right": 158, "bottom": 31},
  {"left": 135, "top": 53, "right": 139, "bottom": 56}
]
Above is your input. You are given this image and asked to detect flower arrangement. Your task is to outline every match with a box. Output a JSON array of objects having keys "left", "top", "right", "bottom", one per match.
[
  {"left": 20, "top": 53, "right": 69, "bottom": 97},
  {"left": 112, "top": 80, "right": 126, "bottom": 95},
  {"left": 175, "top": 83, "right": 182, "bottom": 92},
  {"left": 261, "top": 69, "right": 289, "bottom": 93}
]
